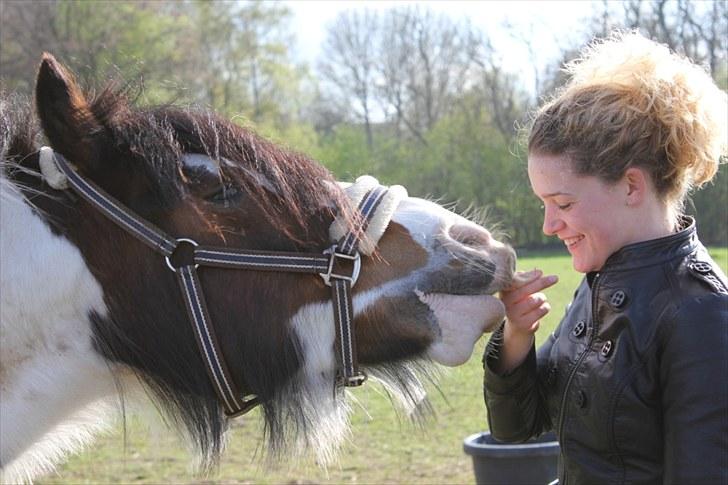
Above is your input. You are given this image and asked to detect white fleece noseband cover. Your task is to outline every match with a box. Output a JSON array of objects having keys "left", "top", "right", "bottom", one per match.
[{"left": 329, "top": 175, "right": 407, "bottom": 255}]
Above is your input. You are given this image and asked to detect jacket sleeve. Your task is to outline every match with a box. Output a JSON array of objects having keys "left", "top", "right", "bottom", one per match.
[
  {"left": 661, "top": 293, "right": 728, "bottom": 484},
  {"left": 482, "top": 321, "right": 558, "bottom": 442}
]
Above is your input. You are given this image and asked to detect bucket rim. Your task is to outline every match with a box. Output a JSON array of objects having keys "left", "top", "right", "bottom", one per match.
[{"left": 463, "top": 431, "right": 559, "bottom": 458}]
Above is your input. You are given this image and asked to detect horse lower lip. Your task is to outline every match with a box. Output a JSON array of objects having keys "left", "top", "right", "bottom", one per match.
[
  {"left": 419, "top": 292, "right": 506, "bottom": 366},
  {"left": 414, "top": 291, "right": 505, "bottom": 327}
]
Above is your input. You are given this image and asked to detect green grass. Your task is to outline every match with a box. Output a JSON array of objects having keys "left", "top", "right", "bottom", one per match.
[{"left": 40, "top": 248, "right": 727, "bottom": 484}]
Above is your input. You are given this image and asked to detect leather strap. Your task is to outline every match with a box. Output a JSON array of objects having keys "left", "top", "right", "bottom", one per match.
[
  {"left": 178, "top": 265, "right": 259, "bottom": 416},
  {"left": 331, "top": 185, "right": 388, "bottom": 385},
  {"left": 50, "top": 149, "right": 177, "bottom": 256}
]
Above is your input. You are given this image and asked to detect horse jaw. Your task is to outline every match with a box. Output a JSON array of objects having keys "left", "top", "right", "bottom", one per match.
[{"left": 0, "top": 175, "right": 121, "bottom": 483}]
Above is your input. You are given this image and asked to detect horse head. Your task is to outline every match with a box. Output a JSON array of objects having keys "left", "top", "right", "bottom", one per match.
[{"left": 0, "top": 54, "right": 514, "bottom": 480}]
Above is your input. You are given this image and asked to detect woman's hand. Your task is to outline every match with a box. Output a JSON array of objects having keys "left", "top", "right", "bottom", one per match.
[
  {"left": 501, "top": 269, "right": 558, "bottom": 335},
  {"left": 494, "top": 269, "right": 558, "bottom": 373}
]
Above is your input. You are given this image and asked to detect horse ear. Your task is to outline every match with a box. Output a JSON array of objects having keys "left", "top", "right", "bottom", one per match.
[{"left": 35, "top": 53, "right": 100, "bottom": 167}]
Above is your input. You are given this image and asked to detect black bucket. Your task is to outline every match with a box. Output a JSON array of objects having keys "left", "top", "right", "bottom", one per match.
[{"left": 463, "top": 431, "right": 559, "bottom": 485}]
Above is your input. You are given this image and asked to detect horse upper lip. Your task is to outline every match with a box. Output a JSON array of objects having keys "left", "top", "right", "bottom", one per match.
[{"left": 417, "top": 283, "right": 497, "bottom": 297}]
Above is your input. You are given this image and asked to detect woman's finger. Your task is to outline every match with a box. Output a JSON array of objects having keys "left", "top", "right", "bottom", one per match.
[
  {"left": 508, "top": 292, "right": 548, "bottom": 319},
  {"left": 518, "top": 300, "right": 551, "bottom": 326},
  {"left": 502, "top": 274, "right": 558, "bottom": 305},
  {"left": 506, "top": 269, "right": 543, "bottom": 291}
]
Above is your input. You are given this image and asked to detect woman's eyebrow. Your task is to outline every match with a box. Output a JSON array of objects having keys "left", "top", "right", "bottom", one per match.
[{"left": 542, "top": 191, "right": 573, "bottom": 198}]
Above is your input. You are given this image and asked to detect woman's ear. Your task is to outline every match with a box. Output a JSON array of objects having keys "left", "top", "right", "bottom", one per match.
[
  {"left": 623, "top": 167, "right": 650, "bottom": 207},
  {"left": 35, "top": 53, "right": 100, "bottom": 168}
]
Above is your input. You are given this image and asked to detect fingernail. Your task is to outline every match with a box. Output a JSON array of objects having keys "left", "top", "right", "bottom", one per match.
[{"left": 547, "top": 275, "right": 558, "bottom": 283}]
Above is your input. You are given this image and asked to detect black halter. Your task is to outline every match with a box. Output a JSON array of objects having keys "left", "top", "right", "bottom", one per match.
[{"left": 40, "top": 147, "right": 392, "bottom": 417}]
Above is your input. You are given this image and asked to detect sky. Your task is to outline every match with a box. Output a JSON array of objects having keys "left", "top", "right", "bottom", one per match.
[{"left": 284, "top": 0, "right": 602, "bottom": 93}]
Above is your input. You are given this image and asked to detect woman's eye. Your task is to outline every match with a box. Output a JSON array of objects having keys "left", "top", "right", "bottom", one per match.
[{"left": 557, "top": 202, "right": 573, "bottom": 210}]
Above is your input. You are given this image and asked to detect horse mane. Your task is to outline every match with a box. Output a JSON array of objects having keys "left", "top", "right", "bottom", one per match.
[{"left": 0, "top": 91, "right": 39, "bottom": 164}]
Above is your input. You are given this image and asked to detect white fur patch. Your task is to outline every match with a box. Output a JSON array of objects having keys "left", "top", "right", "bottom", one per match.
[
  {"left": 416, "top": 292, "right": 505, "bottom": 366},
  {"left": 288, "top": 279, "right": 426, "bottom": 463},
  {"left": 287, "top": 298, "right": 351, "bottom": 464},
  {"left": 0, "top": 174, "right": 123, "bottom": 483}
]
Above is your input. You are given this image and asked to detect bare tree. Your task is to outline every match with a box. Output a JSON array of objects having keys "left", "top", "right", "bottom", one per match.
[
  {"left": 318, "top": 9, "right": 379, "bottom": 149},
  {"left": 317, "top": 6, "right": 489, "bottom": 147},
  {"left": 376, "top": 7, "right": 480, "bottom": 144},
  {"left": 590, "top": 0, "right": 726, "bottom": 77}
]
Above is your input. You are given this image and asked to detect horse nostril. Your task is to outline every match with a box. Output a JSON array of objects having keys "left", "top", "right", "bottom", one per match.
[{"left": 448, "top": 223, "right": 492, "bottom": 248}]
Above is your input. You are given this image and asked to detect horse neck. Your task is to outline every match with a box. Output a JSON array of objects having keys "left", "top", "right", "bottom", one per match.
[{"left": 0, "top": 172, "right": 125, "bottom": 482}]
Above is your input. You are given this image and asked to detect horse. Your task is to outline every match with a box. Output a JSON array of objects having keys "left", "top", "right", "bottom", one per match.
[{"left": 0, "top": 53, "right": 515, "bottom": 483}]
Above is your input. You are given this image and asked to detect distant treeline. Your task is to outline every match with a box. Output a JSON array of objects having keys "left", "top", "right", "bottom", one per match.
[{"left": 2, "top": 0, "right": 725, "bottom": 246}]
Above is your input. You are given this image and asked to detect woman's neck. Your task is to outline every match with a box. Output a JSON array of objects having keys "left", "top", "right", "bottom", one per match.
[{"left": 625, "top": 198, "right": 676, "bottom": 245}]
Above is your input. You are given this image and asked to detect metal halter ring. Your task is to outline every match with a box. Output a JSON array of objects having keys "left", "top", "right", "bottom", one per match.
[
  {"left": 165, "top": 238, "right": 200, "bottom": 272},
  {"left": 320, "top": 244, "right": 361, "bottom": 287}
]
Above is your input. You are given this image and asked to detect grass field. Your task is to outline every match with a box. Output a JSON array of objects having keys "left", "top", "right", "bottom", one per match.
[{"left": 40, "top": 247, "right": 727, "bottom": 484}]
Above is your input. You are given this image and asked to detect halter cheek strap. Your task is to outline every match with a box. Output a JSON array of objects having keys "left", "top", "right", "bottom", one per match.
[{"left": 38, "top": 147, "right": 404, "bottom": 416}]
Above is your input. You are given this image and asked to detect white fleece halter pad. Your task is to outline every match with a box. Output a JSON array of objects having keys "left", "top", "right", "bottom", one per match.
[
  {"left": 329, "top": 175, "right": 407, "bottom": 255},
  {"left": 39, "top": 146, "right": 69, "bottom": 190}
]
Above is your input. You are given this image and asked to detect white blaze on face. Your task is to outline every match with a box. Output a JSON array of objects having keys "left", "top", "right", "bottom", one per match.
[{"left": 390, "top": 197, "right": 445, "bottom": 250}]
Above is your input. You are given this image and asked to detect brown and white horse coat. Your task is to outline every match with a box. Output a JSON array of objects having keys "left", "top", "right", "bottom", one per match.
[{"left": 0, "top": 54, "right": 515, "bottom": 483}]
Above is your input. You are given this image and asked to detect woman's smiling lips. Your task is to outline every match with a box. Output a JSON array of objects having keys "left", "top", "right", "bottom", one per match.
[{"left": 563, "top": 235, "right": 585, "bottom": 248}]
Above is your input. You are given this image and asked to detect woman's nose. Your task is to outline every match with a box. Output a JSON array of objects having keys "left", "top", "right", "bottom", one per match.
[{"left": 542, "top": 207, "right": 563, "bottom": 236}]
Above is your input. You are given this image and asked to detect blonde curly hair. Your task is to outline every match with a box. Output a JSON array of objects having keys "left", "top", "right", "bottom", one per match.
[{"left": 529, "top": 30, "right": 727, "bottom": 212}]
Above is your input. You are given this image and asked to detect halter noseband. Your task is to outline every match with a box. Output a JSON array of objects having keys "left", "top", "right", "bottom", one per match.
[{"left": 39, "top": 147, "right": 402, "bottom": 417}]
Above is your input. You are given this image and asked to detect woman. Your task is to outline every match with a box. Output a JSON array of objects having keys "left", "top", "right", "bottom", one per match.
[{"left": 483, "top": 31, "right": 727, "bottom": 484}]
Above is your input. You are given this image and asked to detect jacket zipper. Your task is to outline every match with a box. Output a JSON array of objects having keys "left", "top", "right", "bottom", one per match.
[{"left": 556, "top": 272, "right": 600, "bottom": 484}]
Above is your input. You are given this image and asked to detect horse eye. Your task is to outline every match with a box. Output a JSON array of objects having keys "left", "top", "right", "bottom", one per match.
[{"left": 207, "top": 183, "right": 243, "bottom": 206}]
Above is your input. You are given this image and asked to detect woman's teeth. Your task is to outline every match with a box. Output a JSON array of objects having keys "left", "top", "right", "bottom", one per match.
[{"left": 564, "top": 235, "right": 584, "bottom": 247}]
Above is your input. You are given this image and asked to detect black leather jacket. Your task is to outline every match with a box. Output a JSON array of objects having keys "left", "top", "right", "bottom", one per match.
[{"left": 483, "top": 218, "right": 728, "bottom": 484}]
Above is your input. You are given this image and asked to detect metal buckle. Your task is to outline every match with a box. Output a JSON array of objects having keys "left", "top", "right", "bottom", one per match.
[
  {"left": 225, "top": 395, "right": 261, "bottom": 418},
  {"left": 337, "top": 371, "right": 368, "bottom": 387},
  {"left": 165, "top": 238, "right": 200, "bottom": 272},
  {"left": 320, "top": 244, "right": 361, "bottom": 287},
  {"left": 344, "top": 372, "right": 368, "bottom": 387}
]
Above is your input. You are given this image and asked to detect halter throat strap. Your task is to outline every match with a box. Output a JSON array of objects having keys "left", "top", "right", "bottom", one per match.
[{"left": 39, "top": 147, "right": 400, "bottom": 415}]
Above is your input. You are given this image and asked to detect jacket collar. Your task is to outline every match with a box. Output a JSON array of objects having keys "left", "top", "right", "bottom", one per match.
[{"left": 593, "top": 216, "right": 698, "bottom": 275}]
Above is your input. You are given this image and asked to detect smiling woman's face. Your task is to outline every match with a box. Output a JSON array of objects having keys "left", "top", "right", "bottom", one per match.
[{"left": 527, "top": 152, "right": 634, "bottom": 273}]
